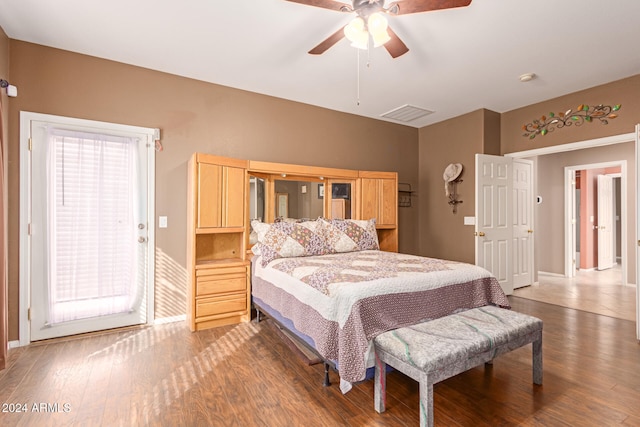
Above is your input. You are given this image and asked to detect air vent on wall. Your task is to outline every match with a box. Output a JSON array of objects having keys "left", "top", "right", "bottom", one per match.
[{"left": 380, "top": 104, "right": 434, "bottom": 122}]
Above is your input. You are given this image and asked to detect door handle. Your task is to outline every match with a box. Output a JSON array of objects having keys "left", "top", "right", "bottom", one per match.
[
  {"left": 138, "top": 236, "right": 147, "bottom": 243},
  {"left": 474, "top": 231, "right": 485, "bottom": 237},
  {"left": 528, "top": 229, "right": 533, "bottom": 234}
]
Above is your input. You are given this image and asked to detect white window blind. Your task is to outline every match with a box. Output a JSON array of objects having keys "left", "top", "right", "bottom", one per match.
[{"left": 46, "top": 128, "right": 141, "bottom": 324}]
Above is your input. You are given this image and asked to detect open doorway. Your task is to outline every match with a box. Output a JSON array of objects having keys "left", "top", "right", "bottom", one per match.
[
  {"left": 570, "top": 163, "right": 625, "bottom": 285},
  {"left": 508, "top": 136, "right": 636, "bottom": 327}
]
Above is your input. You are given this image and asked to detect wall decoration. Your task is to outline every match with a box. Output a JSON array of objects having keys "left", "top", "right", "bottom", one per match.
[
  {"left": 522, "top": 104, "right": 621, "bottom": 139},
  {"left": 443, "top": 163, "right": 463, "bottom": 213}
]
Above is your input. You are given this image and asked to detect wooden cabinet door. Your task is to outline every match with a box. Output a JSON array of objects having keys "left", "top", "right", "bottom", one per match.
[
  {"left": 361, "top": 178, "right": 379, "bottom": 222},
  {"left": 197, "top": 163, "right": 222, "bottom": 228},
  {"left": 222, "top": 166, "right": 245, "bottom": 228},
  {"left": 378, "top": 178, "right": 397, "bottom": 227},
  {"left": 360, "top": 178, "right": 397, "bottom": 227},
  {"left": 198, "top": 164, "right": 245, "bottom": 228}
]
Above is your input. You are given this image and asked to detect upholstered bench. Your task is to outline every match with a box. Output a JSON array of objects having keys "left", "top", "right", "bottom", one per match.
[{"left": 373, "top": 305, "right": 543, "bottom": 427}]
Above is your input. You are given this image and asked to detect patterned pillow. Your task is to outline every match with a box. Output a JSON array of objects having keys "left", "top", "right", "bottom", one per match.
[
  {"left": 251, "top": 220, "right": 329, "bottom": 266},
  {"left": 318, "top": 218, "right": 379, "bottom": 253}
]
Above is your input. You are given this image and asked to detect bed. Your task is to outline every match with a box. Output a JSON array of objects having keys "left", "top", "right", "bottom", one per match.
[{"left": 250, "top": 218, "right": 510, "bottom": 393}]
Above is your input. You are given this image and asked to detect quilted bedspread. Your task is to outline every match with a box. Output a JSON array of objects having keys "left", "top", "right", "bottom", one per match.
[{"left": 251, "top": 250, "right": 510, "bottom": 392}]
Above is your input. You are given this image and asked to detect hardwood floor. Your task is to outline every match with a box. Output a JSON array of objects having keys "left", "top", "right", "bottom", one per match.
[{"left": 1, "top": 298, "right": 639, "bottom": 426}]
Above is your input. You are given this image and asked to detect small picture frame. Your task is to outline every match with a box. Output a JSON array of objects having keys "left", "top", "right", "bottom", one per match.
[
  {"left": 331, "top": 183, "right": 350, "bottom": 199},
  {"left": 318, "top": 183, "right": 324, "bottom": 199}
]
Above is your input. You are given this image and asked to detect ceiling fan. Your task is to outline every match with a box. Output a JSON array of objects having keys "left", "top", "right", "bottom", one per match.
[{"left": 286, "top": 0, "right": 472, "bottom": 58}]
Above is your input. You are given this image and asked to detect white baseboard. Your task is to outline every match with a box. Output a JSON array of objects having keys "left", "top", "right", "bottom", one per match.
[
  {"left": 8, "top": 340, "right": 21, "bottom": 349},
  {"left": 537, "top": 271, "right": 565, "bottom": 278}
]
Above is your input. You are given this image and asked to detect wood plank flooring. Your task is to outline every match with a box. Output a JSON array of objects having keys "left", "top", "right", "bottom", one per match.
[{"left": 1, "top": 297, "right": 639, "bottom": 426}]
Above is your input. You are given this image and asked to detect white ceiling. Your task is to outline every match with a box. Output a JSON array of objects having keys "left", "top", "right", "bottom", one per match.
[{"left": 1, "top": 0, "right": 640, "bottom": 128}]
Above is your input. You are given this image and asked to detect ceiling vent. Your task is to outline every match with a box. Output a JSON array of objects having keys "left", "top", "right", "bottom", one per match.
[{"left": 380, "top": 104, "right": 434, "bottom": 122}]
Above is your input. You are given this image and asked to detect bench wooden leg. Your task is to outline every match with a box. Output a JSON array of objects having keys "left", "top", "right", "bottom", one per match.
[
  {"left": 419, "top": 373, "right": 434, "bottom": 427},
  {"left": 533, "top": 335, "right": 543, "bottom": 385},
  {"left": 374, "top": 355, "right": 386, "bottom": 413}
]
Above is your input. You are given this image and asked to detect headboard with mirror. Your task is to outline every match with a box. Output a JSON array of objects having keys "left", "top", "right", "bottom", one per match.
[
  {"left": 187, "top": 152, "right": 398, "bottom": 331},
  {"left": 247, "top": 159, "right": 396, "bottom": 251}
]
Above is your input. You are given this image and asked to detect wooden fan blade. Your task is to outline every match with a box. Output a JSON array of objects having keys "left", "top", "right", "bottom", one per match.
[
  {"left": 384, "top": 27, "right": 409, "bottom": 58},
  {"left": 309, "top": 26, "right": 346, "bottom": 55},
  {"left": 387, "top": 0, "right": 472, "bottom": 15},
  {"left": 285, "top": 0, "right": 349, "bottom": 12}
]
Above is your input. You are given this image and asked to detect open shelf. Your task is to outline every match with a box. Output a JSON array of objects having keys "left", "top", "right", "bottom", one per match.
[{"left": 195, "top": 232, "right": 244, "bottom": 265}]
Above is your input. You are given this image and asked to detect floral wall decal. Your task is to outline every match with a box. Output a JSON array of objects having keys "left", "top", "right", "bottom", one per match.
[{"left": 522, "top": 104, "right": 621, "bottom": 139}]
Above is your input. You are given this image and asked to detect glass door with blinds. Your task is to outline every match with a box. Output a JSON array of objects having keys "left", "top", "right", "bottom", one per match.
[{"left": 28, "top": 117, "right": 154, "bottom": 341}]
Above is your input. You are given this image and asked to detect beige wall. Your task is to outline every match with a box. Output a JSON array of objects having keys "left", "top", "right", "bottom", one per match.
[
  {"left": 417, "top": 109, "right": 500, "bottom": 263},
  {"left": 501, "top": 75, "right": 640, "bottom": 154},
  {"left": 5, "top": 41, "right": 419, "bottom": 340},
  {"left": 531, "top": 142, "right": 635, "bottom": 283}
]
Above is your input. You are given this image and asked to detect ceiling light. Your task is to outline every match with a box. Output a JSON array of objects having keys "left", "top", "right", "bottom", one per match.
[
  {"left": 344, "top": 13, "right": 391, "bottom": 51},
  {"left": 344, "top": 17, "right": 369, "bottom": 50},
  {"left": 519, "top": 73, "right": 536, "bottom": 82},
  {"left": 368, "top": 13, "right": 391, "bottom": 47}
]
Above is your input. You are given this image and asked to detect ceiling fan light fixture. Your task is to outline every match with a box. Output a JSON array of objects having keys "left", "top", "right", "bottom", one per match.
[
  {"left": 371, "top": 30, "right": 391, "bottom": 47},
  {"left": 344, "top": 17, "right": 369, "bottom": 50},
  {"left": 367, "top": 12, "right": 387, "bottom": 31},
  {"left": 368, "top": 12, "right": 391, "bottom": 47}
]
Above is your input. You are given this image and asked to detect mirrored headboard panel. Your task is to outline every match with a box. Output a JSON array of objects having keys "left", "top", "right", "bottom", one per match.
[
  {"left": 249, "top": 176, "right": 265, "bottom": 223},
  {"left": 246, "top": 159, "right": 397, "bottom": 252},
  {"left": 274, "top": 179, "right": 324, "bottom": 220}
]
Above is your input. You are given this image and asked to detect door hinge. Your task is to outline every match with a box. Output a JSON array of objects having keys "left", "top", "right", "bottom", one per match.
[
  {"left": 28, "top": 138, "right": 32, "bottom": 151},
  {"left": 27, "top": 223, "right": 31, "bottom": 236},
  {"left": 28, "top": 308, "right": 31, "bottom": 321}
]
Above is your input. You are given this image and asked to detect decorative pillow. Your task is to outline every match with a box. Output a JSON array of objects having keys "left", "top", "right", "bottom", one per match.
[
  {"left": 251, "top": 220, "right": 329, "bottom": 266},
  {"left": 318, "top": 218, "right": 379, "bottom": 253}
]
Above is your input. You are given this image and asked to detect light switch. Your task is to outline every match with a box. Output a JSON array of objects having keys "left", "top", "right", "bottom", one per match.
[
  {"left": 159, "top": 216, "right": 168, "bottom": 228},
  {"left": 464, "top": 216, "right": 475, "bottom": 225}
]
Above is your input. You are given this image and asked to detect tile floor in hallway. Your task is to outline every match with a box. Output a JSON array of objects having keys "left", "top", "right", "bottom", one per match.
[{"left": 513, "top": 264, "right": 636, "bottom": 321}]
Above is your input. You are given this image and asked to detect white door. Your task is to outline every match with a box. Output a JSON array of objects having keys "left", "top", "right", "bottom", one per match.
[
  {"left": 512, "top": 159, "right": 534, "bottom": 289},
  {"left": 597, "top": 174, "right": 615, "bottom": 270},
  {"left": 28, "top": 117, "right": 154, "bottom": 341},
  {"left": 475, "top": 154, "right": 513, "bottom": 295}
]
